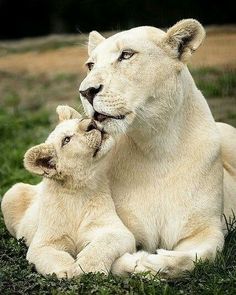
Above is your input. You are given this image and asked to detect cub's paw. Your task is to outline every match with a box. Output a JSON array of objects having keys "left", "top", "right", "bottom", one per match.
[
  {"left": 52, "top": 268, "right": 74, "bottom": 279},
  {"left": 70, "top": 258, "right": 108, "bottom": 277},
  {"left": 49, "top": 260, "right": 76, "bottom": 279}
]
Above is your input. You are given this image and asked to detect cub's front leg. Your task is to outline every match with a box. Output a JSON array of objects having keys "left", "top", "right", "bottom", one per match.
[
  {"left": 27, "top": 237, "right": 75, "bottom": 278},
  {"left": 72, "top": 227, "right": 135, "bottom": 276}
]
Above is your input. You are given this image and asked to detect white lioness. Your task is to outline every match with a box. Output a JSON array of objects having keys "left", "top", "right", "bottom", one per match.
[
  {"left": 77, "top": 19, "right": 236, "bottom": 278},
  {"left": 1, "top": 107, "right": 135, "bottom": 278}
]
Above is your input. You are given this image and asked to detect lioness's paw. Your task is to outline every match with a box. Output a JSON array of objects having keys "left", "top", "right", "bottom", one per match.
[
  {"left": 140, "top": 253, "right": 177, "bottom": 278},
  {"left": 112, "top": 252, "right": 150, "bottom": 276},
  {"left": 112, "top": 253, "right": 137, "bottom": 275}
]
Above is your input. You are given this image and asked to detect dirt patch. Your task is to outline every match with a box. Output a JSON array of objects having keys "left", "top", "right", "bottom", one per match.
[
  {"left": 191, "top": 33, "right": 236, "bottom": 69},
  {"left": 0, "top": 46, "right": 88, "bottom": 76},
  {"left": 0, "top": 29, "right": 235, "bottom": 75}
]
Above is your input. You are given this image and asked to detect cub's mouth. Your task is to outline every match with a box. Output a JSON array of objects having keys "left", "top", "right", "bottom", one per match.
[
  {"left": 92, "top": 129, "right": 109, "bottom": 157},
  {"left": 93, "top": 111, "right": 126, "bottom": 122},
  {"left": 84, "top": 120, "right": 110, "bottom": 157}
]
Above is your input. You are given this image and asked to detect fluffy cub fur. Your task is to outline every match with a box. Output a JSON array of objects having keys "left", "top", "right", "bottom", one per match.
[{"left": 1, "top": 106, "right": 135, "bottom": 278}]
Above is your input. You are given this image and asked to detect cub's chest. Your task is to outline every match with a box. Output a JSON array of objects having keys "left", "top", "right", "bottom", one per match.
[{"left": 42, "top": 195, "right": 84, "bottom": 236}]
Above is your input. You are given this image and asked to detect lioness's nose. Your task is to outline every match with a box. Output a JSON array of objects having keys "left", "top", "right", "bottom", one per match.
[{"left": 79, "top": 84, "right": 103, "bottom": 105}]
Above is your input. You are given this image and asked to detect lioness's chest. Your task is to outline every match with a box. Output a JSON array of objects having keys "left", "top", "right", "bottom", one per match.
[{"left": 108, "top": 141, "right": 189, "bottom": 251}]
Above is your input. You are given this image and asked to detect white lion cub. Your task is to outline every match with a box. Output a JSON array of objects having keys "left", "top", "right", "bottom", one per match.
[{"left": 1, "top": 106, "right": 135, "bottom": 278}]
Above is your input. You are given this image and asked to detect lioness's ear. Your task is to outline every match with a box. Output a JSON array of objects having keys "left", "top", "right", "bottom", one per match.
[
  {"left": 88, "top": 31, "right": 105, "bottom": 55},
  {"left": 163, "top": 19, "right": 205, "bottom": 63},
  {"left": 24, "top": 143, "right": 57, "bottom": 177},
  {"left": 56, "top": 105, "right": 82, "bottom": 122}
]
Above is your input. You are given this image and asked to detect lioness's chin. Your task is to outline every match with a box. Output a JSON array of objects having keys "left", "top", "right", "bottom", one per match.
[{"left": 101, "top": 113, "right": 135, "bottom": 135}]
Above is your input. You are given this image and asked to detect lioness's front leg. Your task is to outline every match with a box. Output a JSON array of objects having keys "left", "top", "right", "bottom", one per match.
[
  {"left": 113, "top": 226, "right": 224, "bottom": 278},
  {"left": 72, "top": 227, "right": 135, "bottom": 276}
]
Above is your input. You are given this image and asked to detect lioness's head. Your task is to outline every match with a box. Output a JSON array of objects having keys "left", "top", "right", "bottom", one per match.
[
  {"left": 24, "top": 106, "right": 114, "bottom": 182},
  {"left": 79, "top": 19, "right": 205, "bottom": 134}
]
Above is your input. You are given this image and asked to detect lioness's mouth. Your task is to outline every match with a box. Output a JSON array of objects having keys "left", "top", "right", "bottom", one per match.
[{"left": 94, "top": 111, "right": 126, "bottom": 122}]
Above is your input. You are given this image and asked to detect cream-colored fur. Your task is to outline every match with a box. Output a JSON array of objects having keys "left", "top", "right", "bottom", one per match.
[
  {"left": 77, "top": 19, "right": 236, "bottom": 278},
  {"left": 1, "top": 108, "right": 135, "bottom": 278}
]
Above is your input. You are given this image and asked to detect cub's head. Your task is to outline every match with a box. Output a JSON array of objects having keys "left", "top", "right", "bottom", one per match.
[
  {"left": 24, "top": 106, "right": 114, "bottom": 182},
  {"left": 79, "top": 19, "right": 205, "bottom": 134}
]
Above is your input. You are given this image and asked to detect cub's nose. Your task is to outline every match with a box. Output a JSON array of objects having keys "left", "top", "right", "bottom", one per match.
[
  {"left": 86, "top": 120, "right": 97, "bottom": 132},
  {"left": 78, "top": 119, "right": 97, "bottom": 133},
  {"left": 79, "top": 84, "right": 103, "bottom": 105}
]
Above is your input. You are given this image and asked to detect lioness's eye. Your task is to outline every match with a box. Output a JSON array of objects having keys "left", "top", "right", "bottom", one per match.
[
  {"left": 86, "top": 62, "right": 94, "bottom": 71},
  {"left": 118, "top": 50, "right": 135, "bottom": 61},
  {"left": 62, "top": 136, "right": 72, "bottom": 147}
]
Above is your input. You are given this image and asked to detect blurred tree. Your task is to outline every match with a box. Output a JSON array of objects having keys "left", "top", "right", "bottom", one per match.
[
  {"left": 0, "top": 0, "right": 235, "bottom": 39},
  {"left": 0, "top": 0, "right": 51, "bottom": 38}
]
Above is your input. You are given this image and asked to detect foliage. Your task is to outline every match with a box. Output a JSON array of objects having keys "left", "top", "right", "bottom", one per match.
[{"left": 191, "top": 68, "right": 236, "bottom": 98}]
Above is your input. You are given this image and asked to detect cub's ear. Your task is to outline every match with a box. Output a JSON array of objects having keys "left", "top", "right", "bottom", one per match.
[
  {"left": 24, "top": 143, "right": 57, "bottom": 177},
  {"left": 163, "top": 19, "right": 205, "bottom": 63},
  {"left": 88, "top": 31, "right": 105, "bottom": 55},
  {"left": 56, "top": 105, "right": 82, "bottom": 122}
]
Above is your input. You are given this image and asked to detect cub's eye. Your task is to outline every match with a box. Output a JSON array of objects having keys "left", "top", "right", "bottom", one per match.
[
  {"left": 86, "top": 62, "right": 94, "bottom": 71},
  {"left": 62, "top": 136, "right": 72, "bottom": 147},
  {"left": 118, "top": 50, "right": 135, "bottom": 62}
]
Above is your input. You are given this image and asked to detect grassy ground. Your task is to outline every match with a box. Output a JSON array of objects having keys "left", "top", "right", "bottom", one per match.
[{"left": 0, "top": 31, "right": 236, "bottom": 294}]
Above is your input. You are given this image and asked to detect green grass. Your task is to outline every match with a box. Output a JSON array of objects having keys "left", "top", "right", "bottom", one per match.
[
  {"left": 0, "top": 71, "right": 81, "bottom": 113},
  {"left": 0, "top": 69, "right": 236, "bottom": 294},
  {"left": 0, "top": 216, "right": 236, "bottom": 295},
  {"left": 0, "top": 108, "right": 49, "bottom": 194},
  {"left": 190, "top": 68, "right": 236, "bottom": 98},
  {"left": 0, "top": 208, "right": 235, "bottom": 294}
]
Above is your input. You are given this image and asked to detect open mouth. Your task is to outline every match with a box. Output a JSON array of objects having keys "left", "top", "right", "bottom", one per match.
[{"left": 94, "top": 111, "right": 126, "bottom": 122}]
